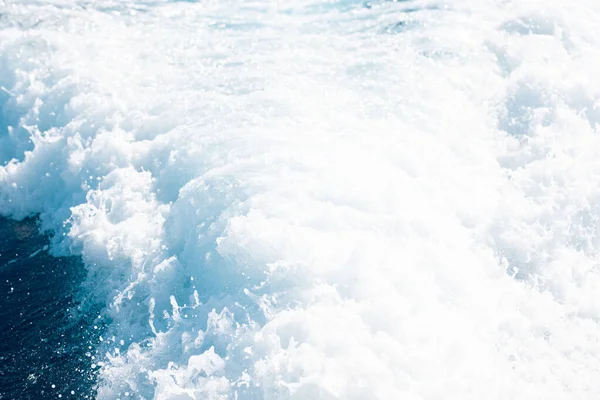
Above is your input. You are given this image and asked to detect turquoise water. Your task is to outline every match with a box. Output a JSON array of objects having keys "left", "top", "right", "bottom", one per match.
[{"left": 3, "top": 0, "right": 600, "bottom": 398}]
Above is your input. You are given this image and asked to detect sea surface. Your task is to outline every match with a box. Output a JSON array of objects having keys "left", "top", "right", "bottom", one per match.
[
  {"left": 0, "top": 217, "right": 102, "bottom": 399},
  {"left": 2, "top": 0, "right": 600, "bottom": 399}
]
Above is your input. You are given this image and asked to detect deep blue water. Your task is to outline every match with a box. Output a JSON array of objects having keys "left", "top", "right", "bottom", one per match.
[{"left": 0, "top": 217, "right": 102, "bottom": 399}]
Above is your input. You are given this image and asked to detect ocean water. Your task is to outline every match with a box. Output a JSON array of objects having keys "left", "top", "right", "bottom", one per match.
[
  {"left": 0, "top": 217, "right": 103, "bottom": 399},
  {"left": 1, "top": 0, "right": 600, "bottom": 399}
]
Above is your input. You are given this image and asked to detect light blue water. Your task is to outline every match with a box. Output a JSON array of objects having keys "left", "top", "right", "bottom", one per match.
[{"left": 2, "top": 0, "right": 600, "bottom": 399}]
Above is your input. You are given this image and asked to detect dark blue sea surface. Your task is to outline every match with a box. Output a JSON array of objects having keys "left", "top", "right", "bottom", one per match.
[{"left": 0, "top": 217, "right": 102, "bottom": 399}]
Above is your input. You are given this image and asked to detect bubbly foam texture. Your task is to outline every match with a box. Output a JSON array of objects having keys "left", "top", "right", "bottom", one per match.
[{"left": 2, "top": 0, "right": 600, "bottom": 398}]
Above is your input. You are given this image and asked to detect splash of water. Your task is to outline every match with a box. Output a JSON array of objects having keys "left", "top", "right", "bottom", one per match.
[{"left": 2, "top": 0, "right": 600, "bottom": 398}]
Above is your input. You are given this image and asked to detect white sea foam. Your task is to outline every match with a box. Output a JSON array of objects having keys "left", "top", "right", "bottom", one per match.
[{"left": 2, "top": 0, "right": 600, "bottom": 398}]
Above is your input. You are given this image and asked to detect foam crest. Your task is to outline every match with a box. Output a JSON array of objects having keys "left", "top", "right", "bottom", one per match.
[{"left": 2, "top": 0, "right": 600, "bottom": 398}]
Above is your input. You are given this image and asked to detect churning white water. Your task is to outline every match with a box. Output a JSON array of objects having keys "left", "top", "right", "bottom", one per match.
[{"left": 2, "top": 0, "right": 600, "bottom": 398}]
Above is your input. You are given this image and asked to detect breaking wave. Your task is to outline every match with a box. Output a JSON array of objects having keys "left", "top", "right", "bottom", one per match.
[{"left": 2, "top": 0, "right": 600, "bottom": 398}]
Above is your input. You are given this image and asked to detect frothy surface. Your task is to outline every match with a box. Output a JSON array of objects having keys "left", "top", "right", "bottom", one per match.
[{"left": 1, "top": 0, "right": 600, "bottom": 398}]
